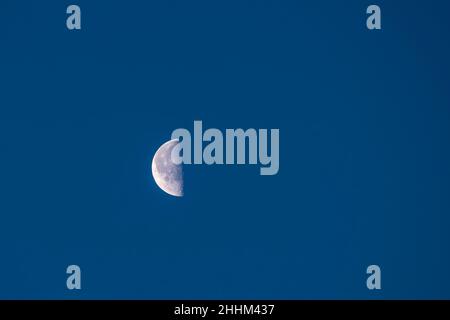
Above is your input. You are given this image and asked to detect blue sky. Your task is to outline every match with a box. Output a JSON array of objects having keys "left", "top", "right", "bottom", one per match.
[{"left": 1, "top": 0, "right": 450, "bottom": 299}]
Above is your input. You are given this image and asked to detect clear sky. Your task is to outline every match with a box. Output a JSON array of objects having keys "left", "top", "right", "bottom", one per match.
[{"left": 1, "top": 0, "right": 450, "bottom": 299}]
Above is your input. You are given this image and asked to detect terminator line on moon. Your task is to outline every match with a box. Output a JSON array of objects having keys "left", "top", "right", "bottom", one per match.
[{"left": 151, "top": 139, "right": 184, "bottom": 197}]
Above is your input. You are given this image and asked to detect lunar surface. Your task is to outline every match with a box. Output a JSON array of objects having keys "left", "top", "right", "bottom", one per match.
[{"left": 151, "top": 139, "right": 184, "bottom": 197}]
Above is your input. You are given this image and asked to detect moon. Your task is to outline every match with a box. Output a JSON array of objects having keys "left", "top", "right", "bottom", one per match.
[{"left": 151, "top": 139, "right": 184, "bottom": 197}]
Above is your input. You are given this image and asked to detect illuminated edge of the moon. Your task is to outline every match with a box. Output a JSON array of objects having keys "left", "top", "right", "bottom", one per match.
[{"left": 151, "top": 139, "right": 184, "bottom": 197}]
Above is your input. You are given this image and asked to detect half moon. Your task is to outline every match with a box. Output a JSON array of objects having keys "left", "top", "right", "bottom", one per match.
[{"left": 151, "top": 139, "right": 184, "bottom": 197}]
